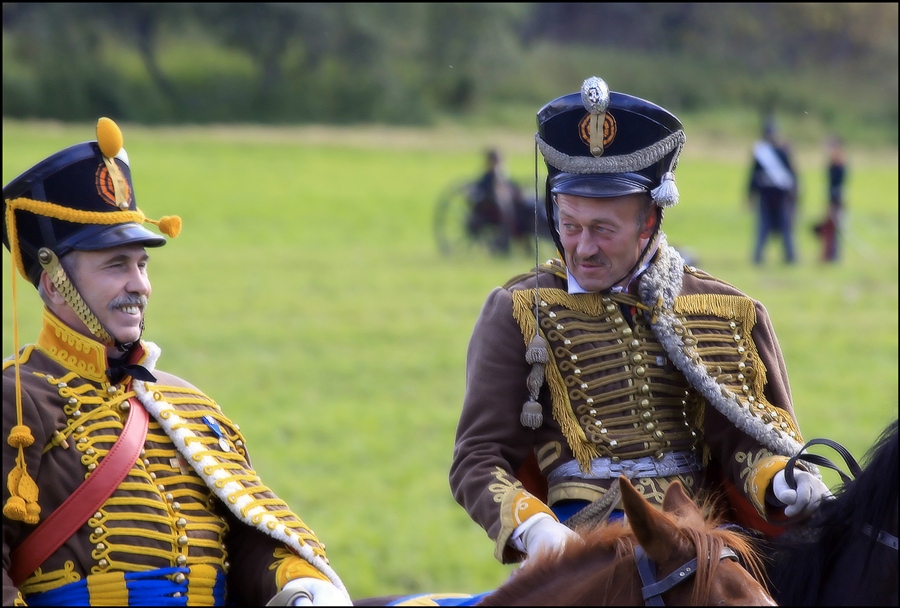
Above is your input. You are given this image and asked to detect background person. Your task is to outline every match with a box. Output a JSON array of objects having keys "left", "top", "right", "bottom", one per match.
[
  {"left": 813, "top": 135, "right": 847, "bottom": 262},
  {"left": 2, "top": 118, "right": 350, "bottom": 606},
  {"left": 449, "top": 76, "right": 829, "bottom": 566},
  {"left": 747, "top": 117, "right": 799, "bottom": 265},
  {"left": 468, "top": 149, "right": 532, "bottom": 255}
]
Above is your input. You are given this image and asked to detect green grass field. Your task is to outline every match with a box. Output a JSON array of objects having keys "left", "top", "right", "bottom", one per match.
[{"left": 3, "top": 119, "right": 897, "bottom": 599}]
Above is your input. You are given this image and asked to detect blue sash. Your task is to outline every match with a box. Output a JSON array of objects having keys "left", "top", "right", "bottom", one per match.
[{"left": 24, "top": 566, "right": 226, "bottom": 606}]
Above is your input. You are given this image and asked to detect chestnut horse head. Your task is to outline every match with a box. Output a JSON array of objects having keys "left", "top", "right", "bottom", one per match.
[{"left": 476, "top": 475, "right": 773, "bottom": 606}]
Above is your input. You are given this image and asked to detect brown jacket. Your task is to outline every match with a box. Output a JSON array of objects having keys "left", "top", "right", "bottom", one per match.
[
  {"left": 3, "top": 309, "right": 344, "bottom": 605},
  {"left": 450, "top": 240, "right": 807, "bottom": 563}
]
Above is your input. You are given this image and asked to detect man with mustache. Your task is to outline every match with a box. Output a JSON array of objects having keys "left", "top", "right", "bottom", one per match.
[
  {"left": 2, "top": 118, "right": 350, "bottom": 606},
  {"left": 449, "top": 77, "right": 830, "bottom": 565}
]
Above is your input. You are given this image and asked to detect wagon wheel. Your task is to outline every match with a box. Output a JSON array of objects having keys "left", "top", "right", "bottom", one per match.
[{"left": 433, "top": 181, "right": 507, "bottom": 256}]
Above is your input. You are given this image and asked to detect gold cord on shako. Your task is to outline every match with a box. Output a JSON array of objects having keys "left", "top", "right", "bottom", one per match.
[{"left": 3, "top": 117, "right": 182, "bottom": 524}]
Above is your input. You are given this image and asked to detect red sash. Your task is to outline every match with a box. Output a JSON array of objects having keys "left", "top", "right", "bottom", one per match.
[{"left": 9, "top": 396, "right": 149, "bottom": 587}]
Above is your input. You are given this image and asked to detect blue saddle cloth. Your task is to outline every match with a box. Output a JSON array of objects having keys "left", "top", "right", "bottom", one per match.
[{"left": 384, "top": 591, "right": 493, "bottom": 606}]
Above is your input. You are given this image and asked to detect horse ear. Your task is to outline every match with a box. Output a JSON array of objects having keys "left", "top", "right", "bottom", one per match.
[
  {"left": 662, "top": 480, "right": 698, "bottom": 515},
  {"left": 619, "top": 475, "right": 683, "bottom": 563},
  {"left": 661, "top": 481, "right": 708, "bottom": 529}
]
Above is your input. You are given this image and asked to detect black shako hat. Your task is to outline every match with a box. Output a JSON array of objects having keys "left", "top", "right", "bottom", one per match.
[
  {"left": 2, "top": 118, "right": 178, "bottom": 287},
  {"left": 536, "top": 76, "right": 685, "bottom": 250}
]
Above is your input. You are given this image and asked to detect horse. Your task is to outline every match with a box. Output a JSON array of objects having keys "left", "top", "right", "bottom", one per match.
[
  {"left": 763, "top": 418, "right": 899, "bottom": 606},
  {"left": 354, "top": 475, "right": 775, "bottom": 606}
]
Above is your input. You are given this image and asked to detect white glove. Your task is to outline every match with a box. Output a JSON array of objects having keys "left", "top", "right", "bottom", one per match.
[
  {"left": 272, "top": 577, "right": 352, "bottom": 606},
  {"left": 511, "top": 513, "right": 580, "bottom": 557},
  {"left": 772, "top": 469, "right": 832, "bottom": 519}
]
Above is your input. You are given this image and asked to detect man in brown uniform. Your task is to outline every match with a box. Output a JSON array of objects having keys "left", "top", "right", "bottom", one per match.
[
  {"left": 449, "top": 77, "right": 830, "bottom": 565},
  {"left": 2, "top": 118, "right": 350, "bottom": 605}
]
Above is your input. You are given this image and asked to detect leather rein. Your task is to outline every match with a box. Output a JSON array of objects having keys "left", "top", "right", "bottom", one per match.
[
  {"left": 786, "top": 436, "right": 898, "bottom": 552},
  {"left": 634, "top": 544, "right": 739, "bottom": 606}
]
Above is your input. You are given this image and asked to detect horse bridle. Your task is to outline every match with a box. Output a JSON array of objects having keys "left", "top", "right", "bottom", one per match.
[
  {"left": 634, "top": 544, "right": 739, "bottom": 606},
  {"left": 786, "top": 437, "right": 899, "bottom": 553}
]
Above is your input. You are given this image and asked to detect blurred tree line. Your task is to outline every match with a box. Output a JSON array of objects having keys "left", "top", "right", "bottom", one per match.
[{"left": 3, "top": 2, "right": 897, "bottom": 144}]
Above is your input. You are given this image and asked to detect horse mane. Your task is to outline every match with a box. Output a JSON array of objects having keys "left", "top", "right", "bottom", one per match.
[
  {"left": 826, "top": 418, "right": 899, "bottom": 545},
  {"left": 478, "top": 497, "right": 766, "bottom": 606},
  {"left": 767, "top": 419, "right": 899, "bottom": 605}
]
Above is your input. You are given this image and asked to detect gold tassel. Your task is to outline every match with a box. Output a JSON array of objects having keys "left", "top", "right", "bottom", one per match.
[
  {"left": 4, "top": 462, "right": 41, "bottom": 524},
  {"left": 520, "top": 335, "right": 549, "bottom": 429},
  {"left": 8, "top": 425, "right": 33, "bottom": 448},
  {"left": 520, "top": 399, "right": 543, "bottom": 430},
  {"left": 525, "top": 335, "right": 549, "bottom": 364}
]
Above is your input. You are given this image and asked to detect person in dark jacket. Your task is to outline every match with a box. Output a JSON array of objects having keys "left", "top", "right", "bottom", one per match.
[
  {"left": 813, "top": 135, "right": 847, "bottom": 262},
  {"left": 449, "top": 77, "right": 829, "bottom": 565},
  {"left": 747, "top": 117, "right": 799, "bottom": 265}
]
